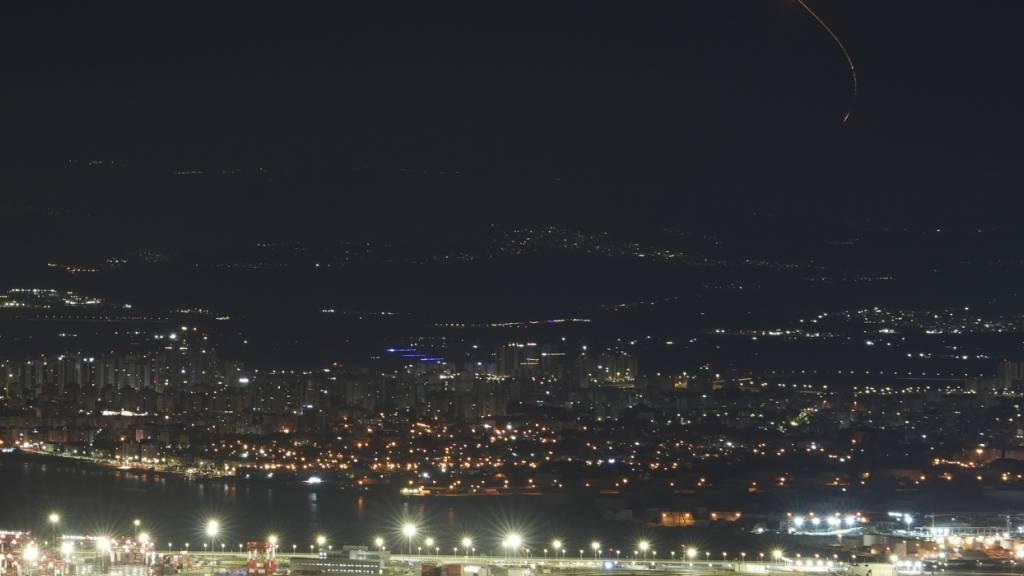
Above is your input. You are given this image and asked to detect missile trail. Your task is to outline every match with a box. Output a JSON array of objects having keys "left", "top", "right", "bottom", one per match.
[{"left": 794, "top": 0, "right": 857, "bottom": 123}]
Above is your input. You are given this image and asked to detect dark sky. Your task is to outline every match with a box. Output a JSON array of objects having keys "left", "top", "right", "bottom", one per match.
[{"left": 1, "top": 1, "right": 1022, "bottom": 244}]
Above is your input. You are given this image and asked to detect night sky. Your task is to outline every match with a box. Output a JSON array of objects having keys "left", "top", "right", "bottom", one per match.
[{"left": 2, "top": 1, "right": 1022, "bottom": 247}]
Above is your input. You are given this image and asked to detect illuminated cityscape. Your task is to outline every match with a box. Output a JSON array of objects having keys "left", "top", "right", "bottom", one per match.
[{"left": 3, "top": 2, "right": 1024, "bottom": 576}]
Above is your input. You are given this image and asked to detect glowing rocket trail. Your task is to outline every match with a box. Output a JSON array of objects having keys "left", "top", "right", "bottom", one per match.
[{"left": 795, "top": 0, "right": 857, "bottom": 123}]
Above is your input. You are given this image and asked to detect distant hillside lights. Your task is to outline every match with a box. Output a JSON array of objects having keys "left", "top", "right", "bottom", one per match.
[{"left": 0, "top": 288, "right": 106, "bottom": 308}]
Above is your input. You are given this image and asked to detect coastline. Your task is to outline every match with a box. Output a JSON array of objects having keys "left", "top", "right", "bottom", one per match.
[{"left": 2, "top": 448, "right": 235, "bottom": 482}]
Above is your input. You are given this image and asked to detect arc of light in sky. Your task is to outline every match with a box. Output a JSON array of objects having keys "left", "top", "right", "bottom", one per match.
[{"left": 795, "top": 0, "right": 857, "bottom": 123}]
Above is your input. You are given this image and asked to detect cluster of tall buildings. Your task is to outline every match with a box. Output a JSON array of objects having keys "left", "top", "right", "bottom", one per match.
[
  {"left": 0, "top": 330, "right": 642, "bottom": 429},
  {"left": 0, "top": 328, "right": 246, "bottom": 406},
  {"left": 495, "top": 342, "right": 638, "bottom": 387}
]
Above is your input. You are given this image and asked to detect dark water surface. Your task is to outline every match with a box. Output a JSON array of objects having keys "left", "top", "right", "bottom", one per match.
[{"left": 1, "top": 454, "right": 764, "bottom": 556}]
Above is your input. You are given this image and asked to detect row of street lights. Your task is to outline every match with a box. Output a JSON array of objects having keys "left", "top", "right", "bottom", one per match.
[
  {"left": 39, "top": 513, "right": 786, "bottom": 567},
  {"left": 375, "top": 526, "right": 788, "bottom": 565}
]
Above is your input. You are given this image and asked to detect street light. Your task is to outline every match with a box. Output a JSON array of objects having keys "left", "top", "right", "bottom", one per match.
[
  {"left": 206, "top": 520, "right": 220, "bottom": 553},
  {"left": 461, "top": 537, "right": 472, "bottom": 559},
  {"left": 552, "top": 539, "right": 562, "bottom": 562},
  {"left": 425, "top": 537, "right": 435, "bottom": 556},
  {"left": 402, "top": 523, "right": 417, "bottom": 556},
  {"left": 591, "top": 541, "right": 600, "bottom": 560},
  {"left": 316, "top": 535, "right": 327, "bottom": 549},
  {"left": 507, "top": 534, "right": 522, "bottom": 557},
  {"left": 375, "top": 537, "right": 384, "bottom": 551},
  {"left": 24, "top": 543, "right": 39, "bottom": 563},
  {"left": 639, "top": 540, "right": 649, "bottom": 560},
  {"left": 48, "top": 513, "right": 60, "bottom": 546},
  {"left": 772, "top": 549, "right": 784, "bottom": 563}
]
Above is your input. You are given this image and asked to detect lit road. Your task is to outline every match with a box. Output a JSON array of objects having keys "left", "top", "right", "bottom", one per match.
[
  {"left": 64, "top": 551, "right": 1024, "bottom": 576},
  {"left": 146, "top": 551, "right": 802, "bottom": 572}
]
